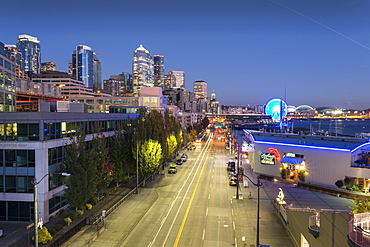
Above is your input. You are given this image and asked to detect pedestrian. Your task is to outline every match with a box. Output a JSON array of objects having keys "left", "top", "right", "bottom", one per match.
[{"left": 248, "top": 192, "right": 252, "bottom": 198}]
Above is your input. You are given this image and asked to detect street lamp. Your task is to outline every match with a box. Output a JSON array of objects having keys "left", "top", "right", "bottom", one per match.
[
  {"left": 32, "top": 172, "right": 70, "bottom": 247},
  {"left": 243, "top": 174, "right": 262, "bottom": 247}
]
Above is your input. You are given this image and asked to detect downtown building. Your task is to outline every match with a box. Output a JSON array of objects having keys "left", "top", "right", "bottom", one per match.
[
  {"left": 0, "top": 42, "right": 16, "bottom": 112},
  {"left": 16, "top": 34, "right": 41, "bottom": 74},
  {"left": 154, "top": 55, "right": 165, "bottom": 89},
  {"left": 132, "top": 44, "right": 154, "bottom": 96},
  {"left": 193, "top": 80, "right": 207, "bottom": 99},
  {"left": 70, "top": 44, "right": 102, "bottom": 89},
  {"left": 168, "top": 71, "right": 185, "bottom": 88}
]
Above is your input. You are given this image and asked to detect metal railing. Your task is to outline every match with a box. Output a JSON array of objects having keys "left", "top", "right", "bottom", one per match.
[{"left": 348, "top": 213, "right": 370, "bottom": 247}]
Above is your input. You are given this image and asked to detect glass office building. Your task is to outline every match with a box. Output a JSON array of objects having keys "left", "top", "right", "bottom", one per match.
[
  {"left": 132, "top": 44, "right": 154, "bottom": 96},
  {"left": 16, "top": 34, "right": 41, "bottom": 74},
  {"left": 71, "top": 45, "right": 94, "bottom": 88},
  {"left": 0, "top": 42, "right": 16, "bottom": 112}
]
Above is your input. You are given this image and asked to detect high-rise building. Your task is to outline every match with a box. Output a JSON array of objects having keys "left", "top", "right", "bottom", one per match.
[
  {"left": 154, "top": 55, "right": 165, "bottom": 88},
  {"left": 16, "top": 34, "right": 41, "bottom": 74},
  {"left": 169, "top": 71, "right": 185, "bottom": 88},
  {"left": 41, "top": 62, "right": 57, "bottom": 71},
  {"left": 164, "top": 73, "right": 176, "bottom": 89},
  {"left": 70, "top": 44, "right": 94, "bottom": 88},
  {"left": 132, "top": 44, "right": 154, "bottom": 96},
  {"left": 193, "top": 80, "right": 207, "bottom": 99},
  {"left": 0, "top": 42, "right": 16, "bottom": 112},
  {"left": 93, "top": 56, "right": 102, "bottom": 89}
]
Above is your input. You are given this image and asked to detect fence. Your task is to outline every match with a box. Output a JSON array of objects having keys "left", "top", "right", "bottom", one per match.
[{"left": 348, "top": 212, "right": 370, "bottom": 247}]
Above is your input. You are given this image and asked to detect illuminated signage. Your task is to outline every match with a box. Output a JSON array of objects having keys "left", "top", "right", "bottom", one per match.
[
  {"left": 268, "top": 148, "right": 281, "bottom": 162},
  {"left": 260, "top": 152, "right": 275, "bottom": 165}
]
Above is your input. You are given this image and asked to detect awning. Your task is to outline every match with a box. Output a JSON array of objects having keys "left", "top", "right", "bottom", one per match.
[{"left": 280, "top": 157, "right": 304, "bottom": 165}]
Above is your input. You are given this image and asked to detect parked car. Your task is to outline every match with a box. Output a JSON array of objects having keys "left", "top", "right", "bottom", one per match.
[
  {"left": 229, "top": 177, "right": 238, "bottom": 186},
  {"left": 181, "top": 153, "right": 188, "bottom": 159},
  {"left": 176, "top": 159, "right": 183, "bottom": 165},
  {"left": 168, "top": 164, "right": 177, "bottom": 174}
]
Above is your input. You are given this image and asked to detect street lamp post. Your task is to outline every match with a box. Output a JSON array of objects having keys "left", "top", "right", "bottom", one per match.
[
  {"left": 136, "top": 141, "right": 139, "bottom": 194},
  {"left": 243, "top": 174, "right": 262, "bottom": 247},
  {"left": 32, "top": 172, "right": 70, "bottom": 247}
]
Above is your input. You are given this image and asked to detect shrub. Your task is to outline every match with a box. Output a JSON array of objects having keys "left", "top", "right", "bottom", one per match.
[
  {"left": 49, "top": 228, "right": 57, "bottom": 236},
  {"left": 67, "top": 211, "right": 78, "bottom": 221},
  {"left": 350, "top": 185, "right": 362, "bottom": 192},
  {"left": 90, "top": 197, "right": 99, "bottom": 205},
  {"left": 59, "top": 209, "right": 66, "bottom": 215},
  {"left": 86, "top": 204, "right": 93, "bottom": 210},
  {"left": 77, "top": 210, "right": 84, "bottom": 216},
  {"left": 55, "top": 224, "right": 63, "bottom": 231},
  {"left": 298, "top": 171, "right": 305, "bottom": 181},
  {"left": 102, "top": 191, "right": 109, "bottom": 197},
  {"left": 32, "top": 227, "right": 53, "bottom": 244},
  {"left": 64, "top": 217, "right": 72, "bottom": 225},
  {"left": 49, "top": 215, "right": 54, "bottom": 220},
  {"left": 280, "top": 168, "right": 286, "bottom": 179}
]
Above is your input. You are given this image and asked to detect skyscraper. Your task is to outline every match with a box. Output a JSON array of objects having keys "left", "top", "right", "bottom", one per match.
[
  {"left": 0, "top": 42, "right": 16, "bottom": 112},
  {"left": 70, "top": 44, "right": 94, "bottom": 88},
  {"left": 132, "top": 44, "right": 154, "bottom": 96},
  {"left": 193, "top": 80, "right": 208, "bottom": 99},
  {"left": 16, "top": 34, "right": 41, "bottom": 74},
  {"left": 169, "top": 71, "right": 185, "bottom": 88},
  {"left": 93, "top": 56, "right": 102, "bottom": 90},
  {"left": 154, "top": 55, "right": 165, "bottom": 88}
]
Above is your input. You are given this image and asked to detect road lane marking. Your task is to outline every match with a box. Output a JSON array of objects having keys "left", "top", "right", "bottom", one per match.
[
  {"left": 202, "top": 229, "right": 205, "bottom": 241},
  {"left": 173, "top": 140, "right": 210, "bottom": 247}
]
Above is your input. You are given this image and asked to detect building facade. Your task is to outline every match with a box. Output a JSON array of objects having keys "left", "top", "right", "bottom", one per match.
[
  {"left": 193, "top": 80, "right": 207, "bottom": 99},
  {"left": 0, "top": 42, "right": 16, "bottom": 112},
  {"left": 41, "top": 62, "right": 57, "bottom": 72},
  {"left": 154, "top": 55, "right": 165, "bottom": 89},
  {"left": 168, "top": 71, "right": 185, "bottom": 88},
  {"left": 16, "top": 34, "right": 41, "bottom": 74},
  {"left": 70, "top": 45, "right": 94, "bottom": 88},
  {"left": 132, "top": 44, "right": 154, "bottom": 96},
  {"left": 93, "top": 56, "right": 103, "bottom": 90},
  {"left": 0, "top": 112, "right": 137, "bottom": 222}
]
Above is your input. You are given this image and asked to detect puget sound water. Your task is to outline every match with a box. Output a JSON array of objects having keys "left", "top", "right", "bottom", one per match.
[{"left": 289, "top": 119, "right": 370, "bottom": 137}]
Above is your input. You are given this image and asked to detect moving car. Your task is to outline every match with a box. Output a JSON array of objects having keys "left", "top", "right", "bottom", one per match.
[
  {"left": 176, "top": 159, "right": 183, "bottom": 165},
  {"left": 229, "top": 177, "right": 238, "bottom": 186},
  {"left": 168, "top": 164, "right": 177, "bottom": 174},
  {"left": 227, "top": 160, "right": 236, "bottom": 172},
  {"left": 181, "top": 153, "right": 188, "bottom": 159}
]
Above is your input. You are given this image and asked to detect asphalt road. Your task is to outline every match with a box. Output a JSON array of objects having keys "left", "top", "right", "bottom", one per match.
[{"left": 77, "top": 130, "right": 295, "bottom": 247}]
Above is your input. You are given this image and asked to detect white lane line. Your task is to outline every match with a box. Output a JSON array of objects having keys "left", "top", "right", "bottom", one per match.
[
  {"left": 233, "top": 221, "right": 236, "bottom": 231},
  {"left": 202, "top": 229, "right": 205, "bottom": 241},
  {"left": 231, "top": 209, "right": 234, "bottom": 216},
  {"left": 206, "top": 208, "right": 208, "bottom": 216},
  {"left": 208, "top": 194, "right": 210, "bottom": 200},
  {"left": 210, "top": 184, "right": 212, "bottom": 188}
]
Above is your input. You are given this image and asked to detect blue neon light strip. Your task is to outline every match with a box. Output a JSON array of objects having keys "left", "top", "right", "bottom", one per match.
[
  {"left": 351, "top": 142, "right": 370, "bottom": 153},
  {"left": 254, "top": 140, "right": 350, "bottom": 152}
]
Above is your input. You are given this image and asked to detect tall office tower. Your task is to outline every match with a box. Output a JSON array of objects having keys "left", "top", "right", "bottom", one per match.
[
  {"left": 4, "top": 44, "right": 28, "bottom": 79},
  {"left": 164, "top": 73, "right": 176, "bottom": 89},
  {"left": 132, "top": 44, "right": 154, "bottom": 96},
  {"left": 93, "top": 56, "right": 103, "bottom": 89},
  {"left": 193, "top": 80, "right": 208, "bottom": 99},
  {"left": 154, "top": 55, "right": 165, "bottom": 88},
  {"left": 119, "top": 72, "right": 133, "bottom": 95},
  {"left": 0, "top": 42, "right": 16, "bottom": 112},
  {"left": 169, "top": 71, "right": 185, "bottom": 88},
  {"left": 41, "top": 62, "right": 57, "bottom": 71},
  {"left": 70, "top": 44, "right": 94, "bottom": 88},
  {"left": 16, "top": 34, "right": 41, "bottom": 74}
]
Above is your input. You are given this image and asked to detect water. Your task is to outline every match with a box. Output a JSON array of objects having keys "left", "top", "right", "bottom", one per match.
[{"left": 290, "top": 119, "right": 370, "bottom": 137}]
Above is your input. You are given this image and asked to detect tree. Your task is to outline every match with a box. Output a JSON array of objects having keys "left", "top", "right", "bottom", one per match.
[
  {"left": 91, "top": 133, "right": 111, "bottom": 195},
  {"left": 350, "top": 199, "right": 370, "bottom": 214},
  {"left": 62, "top": 131, "right": 99, "bottom": 209},
  {"left": 167, "top": 134, "right": 178, "bottom": 156},
  {"left": 133, "top": 139, "right": 163, "bottom": 179}
]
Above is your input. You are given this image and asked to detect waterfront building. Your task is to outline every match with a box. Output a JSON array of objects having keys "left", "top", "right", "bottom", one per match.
[
  {"left": 154, "top": 55, "right": 165, "bottom": 88},
  {"left": 0, "top": 42, "right": 17, "bottom": 112},
  {"left": 41, "top": 62, "right": 57, "bottom": 72},
  {"left": 70, "top": 44, "right": 94, "bottom": 88},
  {"left": 16, "top": 34, "right": 41, "bottom": 74},
  {"left": 132, "top": 44, "right": 154, "bottom": 96},
  {"left": 239, "top": 129, "right": 370, "bottom": 191},
  {"left": 193, "top": 80, "right": 207, "bottom": 99},
  {"left": 168, "top": 71, "right": 185, "bottom": 88},
  {"left": 0, "top": 111, "right": 137, "bottom": 222}
]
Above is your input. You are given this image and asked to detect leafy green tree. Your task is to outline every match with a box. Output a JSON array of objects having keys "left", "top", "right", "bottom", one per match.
[
  {"left": 350, "top": 199, "right": 370, "bottom": 214},
  {"left": 34, "top": 227, "right": 53, "bottom": 244},
  {"left": 62, "top": 131, "right": 99, "bottom": 209},
  {"left": 134, "top": 139, "right": 162, "bottom": 179},
  {"left": 91, "top": 133, "right": 111, "bottom": 195},
  {"left": 167, "top": 134, "right": 178, "bottom": 156}
]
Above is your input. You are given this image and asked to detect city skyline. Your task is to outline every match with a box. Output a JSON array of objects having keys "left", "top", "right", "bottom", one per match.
[{"left": 2, "top": 0, "right": 370, "bottom": 109}]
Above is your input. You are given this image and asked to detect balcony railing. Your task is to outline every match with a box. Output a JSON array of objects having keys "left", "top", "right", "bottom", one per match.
[
  {"left": 308, "top": 213, "right": 320, "bottom": 238},
  {"left": 348, "top": 212, "right": 370, "bottom": 247}
]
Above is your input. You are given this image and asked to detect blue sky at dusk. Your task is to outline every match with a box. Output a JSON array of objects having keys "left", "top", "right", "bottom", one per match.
[{"left": 2, "top": 0, "right": 370, "bottom": 109}]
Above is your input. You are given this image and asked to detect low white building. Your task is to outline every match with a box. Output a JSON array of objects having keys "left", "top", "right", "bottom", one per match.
[{"left": 239, "top": 129, "right": 370, "bottom": 190}]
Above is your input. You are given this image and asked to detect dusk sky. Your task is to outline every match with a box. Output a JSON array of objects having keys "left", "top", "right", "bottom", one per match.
[{"left": 2, "top": 0, "right": 370, "bottom": 109}]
